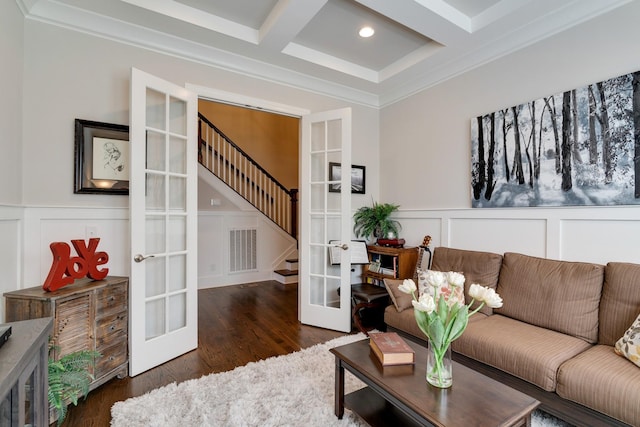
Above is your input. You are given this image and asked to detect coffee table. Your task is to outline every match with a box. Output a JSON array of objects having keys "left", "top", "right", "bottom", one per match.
[{"left": 330, "top": 338, "right": 539, "bottom": 427}]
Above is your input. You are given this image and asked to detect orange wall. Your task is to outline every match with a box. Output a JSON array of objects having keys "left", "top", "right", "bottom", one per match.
[{"left": 199, "top": 100, "right": 299, "bottom": 190}]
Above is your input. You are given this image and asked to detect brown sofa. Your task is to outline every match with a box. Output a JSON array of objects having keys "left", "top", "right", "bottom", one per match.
[{"left": 384, "top": 247, "right": 640, "bottom": 427}]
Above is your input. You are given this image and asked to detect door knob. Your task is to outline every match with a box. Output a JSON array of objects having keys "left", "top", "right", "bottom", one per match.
[
  {"left": 333, "top": 243, "right": 348, "bottom": 250},
  {"left": 134, "top": 254, "right": 155, "bottom": 263}
]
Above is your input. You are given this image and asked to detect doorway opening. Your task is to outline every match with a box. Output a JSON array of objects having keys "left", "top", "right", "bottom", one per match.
[{"left": 196, "top": 96, "right": 303, "bottom": 288}]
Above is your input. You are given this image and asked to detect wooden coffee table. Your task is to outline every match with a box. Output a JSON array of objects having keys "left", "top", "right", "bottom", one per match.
[{"left": 330, "top": 338, "right": 540, "bottom": 427}]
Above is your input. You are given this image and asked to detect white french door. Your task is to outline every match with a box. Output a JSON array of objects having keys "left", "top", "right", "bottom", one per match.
[
  {"left": 129, "top": 68, "right": 198, "bottom": 376},
  {"left": 299, "top": 108, "right": 353, "bottom": 332}
]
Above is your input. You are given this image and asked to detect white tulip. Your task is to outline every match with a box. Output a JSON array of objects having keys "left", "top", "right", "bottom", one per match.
[
  {"left": 468, "top": 284, "right": 503, "bottom": 308},
  {"left": 468, "top": 283, "right": 486, "bottom": 300},
  {"left": 426, "top": 270, "right": 446, "bottom": 288},
  {"left": 446, "top": 271, "right": 465, "bottom": 288},
  {"left": 412, "top": 293, "right": 436, "bottom": 314},
  {"left": 398, "top": 279, "right": 417, "bottom": 294},
  {"left": 483, "top": 287, "right": 503, "bottom": 308}
]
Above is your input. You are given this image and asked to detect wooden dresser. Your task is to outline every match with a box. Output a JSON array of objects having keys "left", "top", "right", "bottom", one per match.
[{"left": 4, "top": 276, "right": 129, "bottom": 391}]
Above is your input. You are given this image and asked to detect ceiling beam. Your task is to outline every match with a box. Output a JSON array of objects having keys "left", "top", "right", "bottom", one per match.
[{"left": 260, "top": 0, "right": 328, "bottom": 51}]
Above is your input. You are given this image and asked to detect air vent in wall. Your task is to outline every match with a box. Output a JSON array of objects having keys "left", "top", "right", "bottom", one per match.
[{"left": 229, "top": 228, "right": 257, "bottom": 273}]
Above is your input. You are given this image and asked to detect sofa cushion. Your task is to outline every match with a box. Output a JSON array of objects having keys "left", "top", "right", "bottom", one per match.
[
  {"left": 599, "top": 262, "right": 640, "bottom": 346},
  {"left": 383, "top": 278, "right": 413, "bottom": 312},
  {"left": 495, "top": 252, "right": 604, "bottom": 343},
  {"left": 452, "top": 314, "right": 592, "bottom": 391},
  {"left": 557, "top": 345, "right": 640, "bottom": 426},
  {"left": 614, "top": 312, "right": 640, "bottom": 367},
  {"left": 431, "top": 247, "right": 503, "bottom": 315},
  {"left": 384, "top": 305, "right": 424, "bottom": 338}
]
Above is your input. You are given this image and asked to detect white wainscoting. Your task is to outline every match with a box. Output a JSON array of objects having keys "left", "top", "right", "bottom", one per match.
[
  {"left": 14, "top": 206, "right": 297, "bottom": 294},
  {"left": 0, "top": 205, "right": 23, "bottom": 322},
  {"left": 4, "top": 204, "right": 636, "bottom": 323},
  {"left": 396, "top": 206, "right": 640, "bottom": 265},
  {"left": 197, "top": 211, "right": 297, "bottom": 288},
  {"left": 21, "top": 206, "right": 130, "bottom": 288}
]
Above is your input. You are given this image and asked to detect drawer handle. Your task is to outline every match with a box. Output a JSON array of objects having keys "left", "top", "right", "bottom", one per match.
[{"left": 109, "top": 325, "right": 116, "bottom": 331}]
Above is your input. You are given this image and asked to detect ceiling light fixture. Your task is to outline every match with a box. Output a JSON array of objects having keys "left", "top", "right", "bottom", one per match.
[{"left": 358, "top": 26, "right": 374, "bottom": 38}]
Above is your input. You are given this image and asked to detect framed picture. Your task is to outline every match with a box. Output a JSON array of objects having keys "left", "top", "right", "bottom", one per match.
[
  {"left": 74, "top": 119, "right": 130, "bottom": 195},
  {"left": 328, "top": 162, "right": 366, "bottom": 194}
]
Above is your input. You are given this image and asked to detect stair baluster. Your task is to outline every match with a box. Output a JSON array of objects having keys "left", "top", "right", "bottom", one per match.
[{"left": 198, "top": 113, "right": 298, "bottom": 238}]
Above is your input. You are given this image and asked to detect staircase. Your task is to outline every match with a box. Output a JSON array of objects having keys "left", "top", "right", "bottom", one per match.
[
  {"left": 198, "top": 113, "right": 299, "bottom": 283},
  {"left": 198, "top": 113, "right": 298, "bottom": 238},
  {"left": 273, "top": 258, "right": 298, "bottom": 285}
]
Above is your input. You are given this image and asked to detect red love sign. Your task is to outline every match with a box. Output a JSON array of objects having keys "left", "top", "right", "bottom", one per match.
[{"left": 42, "top": 238, "right": 109, "bottom": 292}]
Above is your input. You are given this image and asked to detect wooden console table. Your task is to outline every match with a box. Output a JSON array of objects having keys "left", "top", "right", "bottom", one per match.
[{"left": 0, "top": 318, "right": 52, "bottom": 427}]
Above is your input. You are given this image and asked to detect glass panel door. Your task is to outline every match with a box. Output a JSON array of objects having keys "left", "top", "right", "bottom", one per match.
[
  {"left": 129, "top": 68, "right": 198, "bottom": 376},
  {"left": 300, "top": 108, "right": 352, "bottom": 332}
]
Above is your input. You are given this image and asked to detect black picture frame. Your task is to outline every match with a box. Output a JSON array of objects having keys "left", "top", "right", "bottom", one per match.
[
  {"left": 74, "top": 119, "right": 130, "bottom": 195},
  {"left": 328, "top": 162, "right": 366, "bottom": 194}
]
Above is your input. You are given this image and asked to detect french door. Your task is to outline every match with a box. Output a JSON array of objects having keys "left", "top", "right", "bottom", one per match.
[
  {"left": 129, "top": 68, "right": 198, "bottom": 376},
  {"left": 299, "top": 108, "right": 353, "bottom": 332}
]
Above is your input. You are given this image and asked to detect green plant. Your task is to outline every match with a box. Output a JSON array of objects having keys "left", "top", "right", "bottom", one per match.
[
  {"left": 353, "top": 201, "right": 401, "bottom": 240},
  {"left": 48, "top": 346, "right": 101, "bottom": 426}
]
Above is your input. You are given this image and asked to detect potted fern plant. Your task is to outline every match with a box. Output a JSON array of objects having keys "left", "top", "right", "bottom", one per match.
[
  {"left": 353, "top": 201, "right": 401, "bottom": 242},
  {"left": 48, "top": 346, "right": 101, "bottom": 425}
]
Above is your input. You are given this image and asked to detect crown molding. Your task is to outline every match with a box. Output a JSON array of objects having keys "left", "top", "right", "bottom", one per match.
[
  {"left": 18, "top": 0, "right": 633, "bottom": 110},
  {"left": 19, "top": 0, "right": 381, "bottom": 108}
]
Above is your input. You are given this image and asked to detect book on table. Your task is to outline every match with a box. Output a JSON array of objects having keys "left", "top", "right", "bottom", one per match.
[{"left": 369, "top": 332, "right": 415, "bottom": 366}]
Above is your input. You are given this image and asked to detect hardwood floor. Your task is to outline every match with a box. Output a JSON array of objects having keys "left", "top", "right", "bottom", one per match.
[{"left": 60, "top": 281, "right": 349, "bottom": 426}]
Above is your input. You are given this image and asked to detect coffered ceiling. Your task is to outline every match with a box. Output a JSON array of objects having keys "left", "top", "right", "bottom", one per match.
[{"left": 17, "top": 0, "right": 631, "bottom": 107}]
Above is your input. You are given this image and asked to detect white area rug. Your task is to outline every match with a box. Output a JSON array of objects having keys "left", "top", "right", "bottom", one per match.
[{"left": 111, "top": 334, "right": 570, "bottom": 427}]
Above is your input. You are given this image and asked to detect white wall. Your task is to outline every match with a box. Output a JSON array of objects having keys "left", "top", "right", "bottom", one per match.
[
  {"left": 20, "top": 20, "right": 379, "bottom": 208},
  {"left": 0, "top": 1, "right": 25, "bottom": 322},
  {"left": 7, "top": 0, "right": 640, "bottom": 322},
  {"left": 0, "top": 1, "right": 23, "bottom": 204},
  {"left": 198, "top": 211, "right": 298, "bottom": 287},
  {"left": 197, "top": 165, "right": 298, "bottom": 288},
  {"left": 380, "top": 1, "right": 640, "bottom": 264},
  {"left": 0, "top": 13, "right": 379, "bottom": 314}
]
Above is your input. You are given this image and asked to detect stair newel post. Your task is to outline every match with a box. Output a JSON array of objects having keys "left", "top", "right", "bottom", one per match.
[
  {"left": 290, "top": 189, "right": 298, "bottom": 238},
  {"left": 198, "top": 119, "right": 202, "bottom": 164}
]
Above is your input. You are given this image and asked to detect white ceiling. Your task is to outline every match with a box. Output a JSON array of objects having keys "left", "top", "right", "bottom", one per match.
[{"left": 17, "top": 0, "right": 631, "bottom": 107}]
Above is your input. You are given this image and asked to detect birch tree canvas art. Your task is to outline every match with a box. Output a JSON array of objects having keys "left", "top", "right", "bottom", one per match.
[{"left": 471, "top": 71, "right": 640, "bottom": 207}]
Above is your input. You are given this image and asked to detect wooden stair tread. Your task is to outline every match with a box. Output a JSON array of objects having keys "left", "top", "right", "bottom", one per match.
[
  {"left": 285, "top": 258, "right": 298, "bottom": 263},
  {"left": 274, "top": 269, "right": 298, "bottom": 276}
]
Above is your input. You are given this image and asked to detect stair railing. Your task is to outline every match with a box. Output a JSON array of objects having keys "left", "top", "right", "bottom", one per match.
[{"left": 198, "top": 113, "right": 298, "bottom": 238}]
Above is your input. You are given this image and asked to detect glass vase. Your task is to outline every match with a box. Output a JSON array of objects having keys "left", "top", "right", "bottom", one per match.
[{"left": 426, "top": 340, "right": 452, "bottom": 388}]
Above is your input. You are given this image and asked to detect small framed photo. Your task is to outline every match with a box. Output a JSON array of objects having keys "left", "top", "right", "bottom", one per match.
[
  {"left": 328, "top": 162, "right": 366, "bottom": 194},
  {"left": 74, "top": 119, "right": 129, "bottom": 195}
]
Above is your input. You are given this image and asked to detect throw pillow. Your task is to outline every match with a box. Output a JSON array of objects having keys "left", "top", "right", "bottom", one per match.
[
  {"left": 615, "top": 313, "right": 640, "bottom": 368},
  {"left": 383, "top": 278, "right": 413, "bottom": 312},
  {"left": 415, "top": 268, "right": 429, "bottom": 295}
]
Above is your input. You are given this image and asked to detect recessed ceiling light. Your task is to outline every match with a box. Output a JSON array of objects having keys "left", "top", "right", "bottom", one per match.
[{"left": 359, "top": 26, "right": 374, "bottom": 38}]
